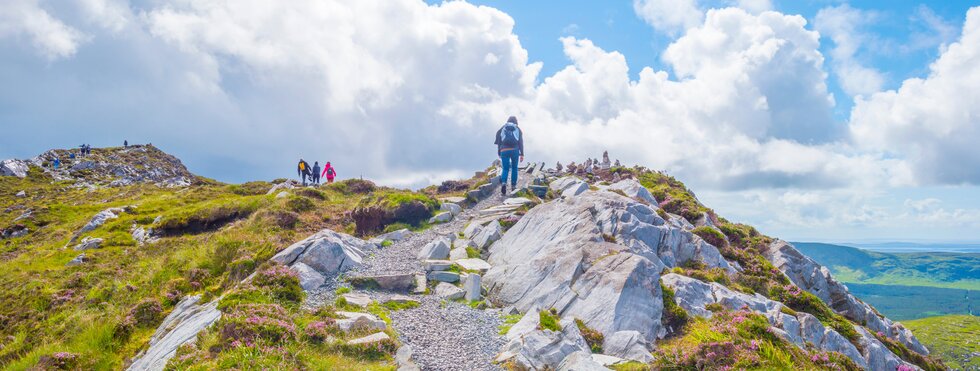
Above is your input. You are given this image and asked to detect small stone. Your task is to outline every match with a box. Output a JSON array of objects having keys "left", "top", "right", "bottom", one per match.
[
  {"left": 412, "top": 274, "right": 427, "bottom": 295},
  {"left": 417, "top": 238, "right": 451, "bottom": 260},
  {"left": 350, "top": 274, "right": 416, "bottom": 291},
  {"left": 429, "top": 211, "right": 453, "bottom": 224},
  {"left": 464, "top": 273, "right": 482, "bottom": 301},
  {"left": 423, "top": 260, "right": 453, "bottom": 272},
  {"left": 342, "top": 293, "right": 373, "bottom": 307},
  {"left": 428, "top": 271, "right": 460, "bottom": 283},
  {"left": 15, "top": 190, "right": 26, "bottom": 198},
  {"left": 336, "top": 312, "right": 386, "bottom": 332},
  {"left": 434, "top": 282, "right": 464, "bottom": 300},
  {"left": 463, "top": 222, "right": 483, "bottom": 239},
  {"left": 347, "top": 332, "right": 391, "bottom": 345},
  {"left": 66, "top": 253, "right": 85, "bottom": 266},
  {"left": 503, "top": 197, "right": 532, "bottom": 206},
  {"left": 439, "top": 196, "right": 466, "bottom": 204},
  {"left": 385, "top": 294, "right": 419, "bottom": 306},
  {"left": 456, "top": 258, "right": 491, "bottom": 273},
  {"left": 440, "top": 203, "right": 462, "bottom": 216},
  {"left": 275, "top": 191, "right": 289, "bottom": 199},
  {"left": 73, "top": 237, "right": 103, "bottom": 251},
  {"left": 449, "top": 247, "right": 468, "bottom": 261}
]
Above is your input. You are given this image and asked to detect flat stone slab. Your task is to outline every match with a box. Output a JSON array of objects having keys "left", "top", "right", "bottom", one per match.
[
  {"left": 423, "top": 260, "right": 453, "bottom": 272},
  {"left": 428, "top": 271, "right": 460, "bottom": 283},
  {"left": 385, "top": 294, "right": 420, "bottom": 305},
  {"left": 349, "top": 273, "right": 415, "bottom": 292},
  {"left": 348, "top": 332, "right": 391, "bottom": 345},
  {"left": 439, "top": 196, "right": 466, "bottom": 204},
  {"left": 341, "top": 293, "right": 372, "bottom": 307},
  {"left": 456, "top": 258, "right": 492, "bottom": 272},
  {"left": 503, "top": 197, "right": 533, "bottom": 206},
  {"left": 337, "top": 312, "right": 386, "bottom": 332}
]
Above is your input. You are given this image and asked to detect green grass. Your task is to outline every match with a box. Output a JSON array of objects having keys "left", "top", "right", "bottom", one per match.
[
  {"left": 0, "top": 155, "right": 436, "bottom": 369},
  {"left": 498, "top": 314, "right": 522, "bottom": 335},
  {"left": 538, "top": 309, "right": 561, "bottom": 332},
  {"left": 903, "top": 315, "right": 980, "bottom": 370}
]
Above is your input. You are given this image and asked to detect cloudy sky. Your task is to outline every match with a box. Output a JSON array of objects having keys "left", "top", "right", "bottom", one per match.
[{"left": 1, "top": 0, "right": 979, "bottom": 242}]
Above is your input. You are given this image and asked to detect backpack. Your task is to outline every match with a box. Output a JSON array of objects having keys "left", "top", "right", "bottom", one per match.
[
  {"left": 299, "top": 162, "right": 305, "bottom": 171},
  {"left": 326, "top": 167, "right": 335, "bottom": 176},
  {"left": 499, "top": 124, "right": 520, "bottom": 147}
]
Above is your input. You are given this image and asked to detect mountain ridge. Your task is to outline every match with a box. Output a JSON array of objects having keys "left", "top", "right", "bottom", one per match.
[{"left": 0, "top": 147, "right": 947, "bottom": 370}]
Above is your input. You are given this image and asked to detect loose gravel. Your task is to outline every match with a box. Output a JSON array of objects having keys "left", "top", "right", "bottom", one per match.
[{"left": 391, "top": 296, "right": 508, "bottom": 371}]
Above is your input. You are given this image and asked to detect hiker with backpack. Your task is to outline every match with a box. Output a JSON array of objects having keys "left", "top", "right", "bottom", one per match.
[
  {"left": 322, "top": 162, "right": 337, "bottom": 184},
  {"left": 312, "top": 161, "right": 322, "bottom": 185},
  {"left": 494, "top": 116, "right": 524, "bottom": 195},
  {"left": 297, "top": 159, "right": 311, "bottom": 186}
]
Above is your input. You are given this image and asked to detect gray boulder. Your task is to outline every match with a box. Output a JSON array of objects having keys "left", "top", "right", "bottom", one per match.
[
  {"left": 73, "top": 207, "right": 125, "bottom": 241},
  {"left": 562, "top": 182, "right": 589, "bottom": 198},
  {"left": 336, "top": 312, "right": 386, "bottom": 332},
  {"left": 429, "top": 211, "right": 453, "bottom": 224},
  {"left": 291, "top": 262, "right": 326, "bottom": 290},
  {"left": 449, "top": 247, "right": 469, "bottom": 261},
  {"left": 417, "top": 237, "right": 451, "bottom": 260},
  {"left": 485, "top": 192, "right": 736, "bottom": 343},
  {"left": 0, "top": 159, "right": 29, "bottom": 178},
  {"left": 15, "top": 190, "right": 26, "bottom": 198},
  {"left": 496, "top": 313, "right": 592, "bottom": 370},
  {"left": 440, "top": 202, "right": 462, "bottom": 216},
  {"left": 127, "top": 295, "right": 221, "bottom": 371},
  {"left": 463, "top": 222, "right": 484, "bottom": 239},
  {"left": 608, "top": 179, "right": 658, "bottom": 205},
  {"left": 66, "top": 253, "right": 85, "bottom": 266},
  {"left": 428, "top": 271, "right": 460, "bottom": 283},
  {"left": 602, "top": 331, "right": 654, "bottom": 363},
  {"left": 270, "top": 229, "right": 372, "bottom": 287},
  {"left": 435, "top": 282, "right": 464, "bottom": 300},
  {"left": 464, "top": 273, "right": 482, "bottom": 301},
  {"left": 764, "top": 240, "right": 928, "bottom": 355},
  {"left": 557, "top": 351, "right": 611, "bottom": 371},
  {"left": 73, "top": 237, "right": 104, "bottom": 251},
  {"left": 472, "top": 220, "right": 502, "bottom": 249}
]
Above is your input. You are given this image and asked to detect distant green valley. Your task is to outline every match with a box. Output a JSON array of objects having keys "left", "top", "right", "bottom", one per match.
[
  {"left": 794, "top": 242, "right": 978, "bottom": 320},
  {"left": 904, "top": 315, "right": 980, "bottom": 370},
  {"left": 793, "top": 242, "right": 980, "bottom": 290}
]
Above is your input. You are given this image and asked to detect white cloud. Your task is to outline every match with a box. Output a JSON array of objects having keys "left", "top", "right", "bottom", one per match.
[
  {"left": 633, "top": 0, "right": 704, "bottom": 36},
  {"left": 0, "top": 0, "right": 86, "bottom": 59},
  {"left": 814, "top": 4, "right": 885, "bottom": 97},
  {"left": 850, "top": 6, "right": 980, "bottom": 185},
  {"left": 77, "top": 0, "right": 132, "bottom": 32}
]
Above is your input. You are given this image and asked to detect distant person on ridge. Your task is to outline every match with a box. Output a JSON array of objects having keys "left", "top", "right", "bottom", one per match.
[
  {"left": 124, "top": 140, "right": 128, "bottom": 147},
  {"left": 53, "top": 157, "right": 60, "bottom": 169},
  {"left": 312, "top": 161, "right": 322, "bottom": 185},
  {"left": 297, "top": 159, "right": 311, "bottom": 186},
  {"left": 494, "top": 116, "right": 524, "bottom": 195},
  {"left": 322, "top": 162, "right": 337, "bottom": 184}
]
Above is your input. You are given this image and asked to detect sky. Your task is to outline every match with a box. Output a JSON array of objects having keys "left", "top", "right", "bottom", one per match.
[{"left": 1, "top": 0, "right": 979, "bottom": 242}]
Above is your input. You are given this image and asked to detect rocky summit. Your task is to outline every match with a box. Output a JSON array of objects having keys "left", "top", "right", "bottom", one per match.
[{"left": 0, "top": 148, "right": 948, "bottom": 370}]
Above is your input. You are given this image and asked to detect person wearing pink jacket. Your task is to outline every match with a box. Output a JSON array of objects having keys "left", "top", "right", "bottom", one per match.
[{"left": 321, "top": 162, "right": 337, "bottom": 183}]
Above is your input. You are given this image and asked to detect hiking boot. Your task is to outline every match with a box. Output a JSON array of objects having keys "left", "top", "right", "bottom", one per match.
[{"left": 501, "top": 184, "right": 507, "bottom": 196}]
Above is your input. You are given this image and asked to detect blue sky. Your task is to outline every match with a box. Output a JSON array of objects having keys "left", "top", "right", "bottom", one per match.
[{"left": 1, "top": 0, "right": 979, "bottom": 242}]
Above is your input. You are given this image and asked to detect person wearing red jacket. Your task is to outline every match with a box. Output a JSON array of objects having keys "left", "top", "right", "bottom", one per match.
[{"left": 321, "top": 162, "right": 337, "bottom": 183}]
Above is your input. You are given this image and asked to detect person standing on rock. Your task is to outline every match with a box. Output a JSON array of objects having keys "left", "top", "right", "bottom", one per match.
[
  {"left": 311, "top": 161, "right": 322, "bottom": 185},
  {"left": 297, "top": 159, "right": 311, "bottom": 186},
  {"left": 494, "top": 116, "right": 524, "bottom": 195},
  {"left": 124, "top": 140, "right": 128, "bottom": 148},
  {"left": 322, "top": 162, "right": 337, "bottom": 184}
]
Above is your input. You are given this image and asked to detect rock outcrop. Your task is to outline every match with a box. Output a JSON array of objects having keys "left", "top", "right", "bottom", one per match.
[
  {"left": 0, "top": 159, "right": 30, "bottom": 178},
  {"left": 270, "top": 229, "right": 374, "bottom": 290},
  {"left": 763, "top": 240, "right": 929, "bottom": 355},
  {"left": 485, "top": 190, "right": 734, "bottom": 343},
  {"left": 495, "top": 310, "right": 593, "bottom": 370},
  {"left": 127, "top": 295, "right": 221, "bottom": 371}
]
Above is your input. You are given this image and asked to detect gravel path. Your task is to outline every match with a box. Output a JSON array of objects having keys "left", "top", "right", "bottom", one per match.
[
  {"left": 305, "top": 166, "right": 536, "bottom": 370},
  {"left": 391, "top": 296, "right": 509, "bottom": 371}
]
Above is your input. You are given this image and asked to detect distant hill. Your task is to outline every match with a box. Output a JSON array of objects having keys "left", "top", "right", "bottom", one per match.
[
  {"left": 793, "top": 242, "right": 980, "bottom": 290},
  {"left": 904, "top": 315, "right": 980, "bottom": 370}
]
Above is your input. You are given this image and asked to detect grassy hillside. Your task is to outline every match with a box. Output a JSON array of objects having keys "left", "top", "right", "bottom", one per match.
[
  {"left": 0, "top": 147, "right": 467, "bottom": 369},
  {"left": 794, "top": 242, "right": 980, "bottom": 290},
  {"left": 846, "top": 283, "right": 978, "bottom": 321},
  {"left": 903, "top": 315, "right": 980, "bottom": 370}
]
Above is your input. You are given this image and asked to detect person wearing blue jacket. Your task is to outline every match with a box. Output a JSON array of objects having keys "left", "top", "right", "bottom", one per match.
[{"left": 494, "top": 116, "right": 524, "bottom": 195}]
